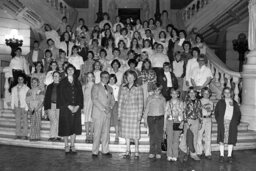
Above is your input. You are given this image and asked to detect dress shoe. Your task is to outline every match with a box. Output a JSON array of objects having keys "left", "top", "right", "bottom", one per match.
[
  {"left": 70, "top": 146, "right": 77, "bottom": 154},
  {"left": 102, "top": 152, "right": 112, "bottom": 157},
  {"left": 205, "top": 155, "right": 212, "bottom": 160},
  {"left": 65, "top": 146, "right": 70, "bottom": 154},
  {"left": 48, "top": 138, "right": 54, "bottom": 141},
  {"left": 92, "top": 154, "right": 98, "bottom": 158},
  {"left": 227, "top": 156, "right": 233, "bottom": 163},
  {"left": 219, "top": 156, "right": 224, "bottom": 163}
]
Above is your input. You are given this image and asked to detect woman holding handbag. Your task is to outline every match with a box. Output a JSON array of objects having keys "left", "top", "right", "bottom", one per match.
[{"left": 164, "top": 88, "right": 184, "bottom": 161}]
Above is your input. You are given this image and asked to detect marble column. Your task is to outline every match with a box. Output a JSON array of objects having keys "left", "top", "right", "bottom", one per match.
[{"left": 240, "top": 0, "right": 256, "bottom": 130}]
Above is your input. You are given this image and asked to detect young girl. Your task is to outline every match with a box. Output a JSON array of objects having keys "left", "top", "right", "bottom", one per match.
[
  {"left": 197, "top": 87, "right": 213, "bottom": 160},
  {"left": 83, "top": 72, "right": 95, "bottom": 143},
  {"left": 164, "top": 88, "right": 184, "bottom": 161},
  {"left": 144, "top": 83, "right": 166, "bottom": 159},
  {"left": 93, "top": 60, "right": 102, "bottom": 84},
  {"left": 68, "top": 45, "right": 84, "bottom": 79},
  {"left": 99, "top": 49, "right": 109, "bottom": 71},
  {"left": 79, "top": 51, "right": 95, "bottom": 84},
  {"left": 179, "top": 87, "right": 202, "bottom": 161},
  {"left": 108, "top": 74, "right": 120, "bottom": 143},
  {"left": 26, "top": 77, "right": 44, "bottom": 141}
]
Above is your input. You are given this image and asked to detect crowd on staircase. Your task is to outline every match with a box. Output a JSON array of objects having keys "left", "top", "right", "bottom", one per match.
[{"left": 6, "top": 10, "right": 241, "bottom": 164}]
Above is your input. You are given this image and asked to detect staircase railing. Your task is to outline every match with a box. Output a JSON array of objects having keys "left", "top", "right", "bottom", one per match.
[
  {"left": 182, "top": 0, "right": 212, "bottom": 22},
  {"left": 45, "top": 0, "right": 78, "bottom": 28},
  {"left": 206, "top": 46, "right": 242, "bottom": 103}
]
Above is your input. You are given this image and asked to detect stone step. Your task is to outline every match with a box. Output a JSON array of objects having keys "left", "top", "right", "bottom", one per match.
[
  {"left": 0, "top": 115, "right": 250, "bottom": 133},
  {"left": 0, "top": 134, "right": 255, "bottom": 153},
  {"left": 0, "top": 126, "right": 255, "bottom": 144}
]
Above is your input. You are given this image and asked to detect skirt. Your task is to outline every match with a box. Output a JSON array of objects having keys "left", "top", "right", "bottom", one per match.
[{"left": 224, "top": 119, "right": 231, "bottom": 144}]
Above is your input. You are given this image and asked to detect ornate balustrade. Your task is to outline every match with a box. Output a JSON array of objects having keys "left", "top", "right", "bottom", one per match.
[
  {"left": 182, "top": 0, "right": 212, "bottom": 21},
  {"left": 1, "top": 67, "right": 12, "bottom": 109},
  {"left": 206, "top": 46, "right": 242, "bottom": 103},
  {"left": 45, "top": 0, "right": 78, "bottom": 28}
]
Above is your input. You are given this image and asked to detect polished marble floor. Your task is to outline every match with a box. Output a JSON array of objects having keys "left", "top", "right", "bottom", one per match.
[{"left": 0, "top": 145, "right": 255, "bottom": 171}]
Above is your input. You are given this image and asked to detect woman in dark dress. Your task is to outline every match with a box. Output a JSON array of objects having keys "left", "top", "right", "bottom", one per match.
[
  {"left": 215, "top": 87, "right": 241, "bottom": 163},
  {"left": 57, "top": 64, "right": 84, "bottom": 154}
]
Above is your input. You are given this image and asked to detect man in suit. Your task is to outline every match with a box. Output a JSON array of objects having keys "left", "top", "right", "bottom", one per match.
[{"left": 91, "top": 71, "right": 115, "bottom": 157}]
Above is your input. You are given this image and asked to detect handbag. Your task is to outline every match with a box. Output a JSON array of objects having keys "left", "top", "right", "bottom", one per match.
[
  {"left": 173, "top": 122, "right": 183, "bottom": 131},
  {"left": 161, "top": 133, "right": 167, "bottom": 151}
]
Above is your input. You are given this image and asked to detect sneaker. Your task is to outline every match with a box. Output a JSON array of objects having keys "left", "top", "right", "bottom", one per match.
[
  {"left": 190, "top": 154, "right": 201, "bottom": 161},
  {"left": 155, "top": 154, "right": 161, "bottom": 159},
  {"left": 172, "top": 157, "right": 177, "bottom": 161},
  {"left": 167, "top": 157, "right": 173, "bottom": 161},
  {"left": 148, "top": 154, "right": 155, "bottom": 159}
]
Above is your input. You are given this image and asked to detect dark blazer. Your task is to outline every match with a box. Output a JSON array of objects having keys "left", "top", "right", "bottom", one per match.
[
  {"left": 78, "top": 47, "right": 88, "bottom": 61},
  {"left": 57, "top": 77, "right": 84, "bottom": 136},
  {"left": 57, "top": 77, "right": 84, "bottom": 109},
  {"left": 26, "top": 49, "right": 44, "bottom": 66},
  {"left": 215, "top": 99, "right": 241, "bottom": 145},
  {"left": 44, "top": 83, "right": 59, "bottom": 110},
  {"left": 167, "top": 39, "right": 175, "bottom": 62},
  {"left": 157, "top": 70, "right": 178, "bottom": 100}
]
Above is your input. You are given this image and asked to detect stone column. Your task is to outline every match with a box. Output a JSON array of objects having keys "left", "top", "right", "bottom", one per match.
[{"left": 240, "top": 0, "right": 256, "bottom": 130}]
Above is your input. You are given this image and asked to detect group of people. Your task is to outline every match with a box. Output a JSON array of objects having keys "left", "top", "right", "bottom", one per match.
[{"left": 8, "top": 11, "right": 241, "bottom": 163}]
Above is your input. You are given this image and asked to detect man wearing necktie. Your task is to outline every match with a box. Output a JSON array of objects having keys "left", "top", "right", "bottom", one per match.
[{"left": 91, "top": 71, "right": 115, "bottom": 157}]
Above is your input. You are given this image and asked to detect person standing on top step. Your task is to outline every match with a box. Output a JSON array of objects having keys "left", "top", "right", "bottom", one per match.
[
  {"left": 197, "top": 87, "right": 213, "bottom": 160},
  {"left": 215, "top": 87, "right": 241, "bottom": 163}
]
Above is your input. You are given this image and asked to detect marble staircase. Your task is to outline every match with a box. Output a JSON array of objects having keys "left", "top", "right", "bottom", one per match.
[{"left": 0, "top": 108, "right": 256, "bottom": 153}]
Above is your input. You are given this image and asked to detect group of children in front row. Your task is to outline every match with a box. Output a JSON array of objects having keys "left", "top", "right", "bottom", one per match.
[{"left": 144, "top": 84, "right": 213, "bottom": 162}]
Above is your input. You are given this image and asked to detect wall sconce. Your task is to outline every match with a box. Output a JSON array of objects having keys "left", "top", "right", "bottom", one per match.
[
  {"left": 5, "top": 29, "right": 23, "bottom": 57},
  {"left": 232, "top": 33, "right": 248, "bottom": 72}
]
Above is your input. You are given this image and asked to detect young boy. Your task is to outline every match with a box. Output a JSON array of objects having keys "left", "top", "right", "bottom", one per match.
[
  {"left": 11, "top": 74, "right": 30, "bottom": 139},
  {"left": 197, "top": 87, "right": 213, "bottom": 160},
  {"left": 144, "top": 83, "right": 166, "bottom": 159}
]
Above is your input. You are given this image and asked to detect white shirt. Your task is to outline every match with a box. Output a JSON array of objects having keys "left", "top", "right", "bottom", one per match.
[
  {"left": 191, "top": 65, "right": 213, "bottom": 86},
  {"left": 44, "top": 71, "right": 54, "bottom": 86},
  {"left": 11, "top": 84, "right": 30, "bottom": 110},
  {"left": 68, "top": 55, "right": 84, "bottom": 70},
  {"left": 185, "top": 58, "right": 199, "bottom": 86},
  {"left": 109, "top": 84, "right": 119, "bottom": 101},
  {"left": 32, "top": 50, "right": 39, "bottom": 62},
  {"left": 164, "top": 72, "right": 173, "bottom": 88},
  {"left": 173, "top": 60, "right": 184, "bottom": 78},
  {"left": 141, "top": 48, "right": 154, "bottom": 57},
  {"left": 224, "top": 99, "right": 234, "bottom": 121},
  {"left": 94, "top": 70, "right": 101, "bottom": 84},
  {"left": 108, "top": 69, "right": 124, "bottom": 86},
  {"left": 9, "top": 56, "right": 30, "bottom": 76},
  {"left": 150, "top": 53, "right": 170, "bottom": 68}
]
